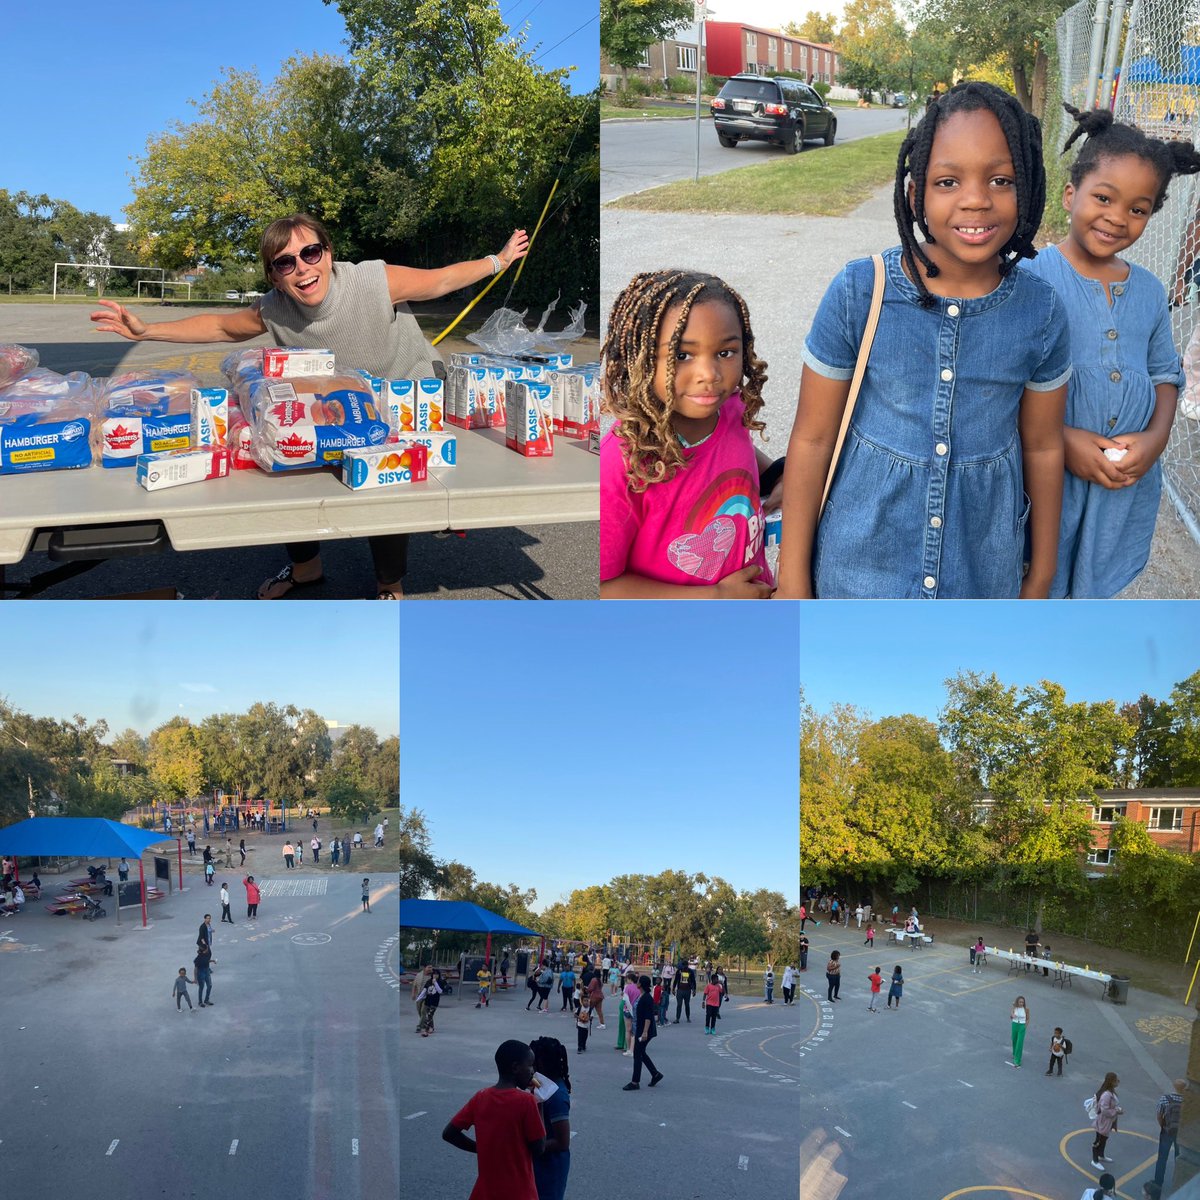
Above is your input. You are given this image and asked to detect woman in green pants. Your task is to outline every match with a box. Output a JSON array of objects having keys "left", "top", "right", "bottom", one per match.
[{"left": 1010, "top": 995, "right": 1029, "bottom": 1067}]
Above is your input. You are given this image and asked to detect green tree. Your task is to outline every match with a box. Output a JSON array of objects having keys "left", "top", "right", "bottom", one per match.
[
  {"left": 0, "top": 191, "right": 59, "bottom": 294},
  {"left": 128, "top": 55, "right": 367, "bottom": 268},
  {"left": 600, "top": 0, "right": 692, "bottom": 89},
  {"left": 147, "top": 717, "right": 205, "bottom": 800},
  {"left": 1121, "top": 695, "right": 1175, "bottom": 787},
  {"left": 920, "top": 0, "right": 1073, "bottom": 114},
  {"left": 837, "top": 0, "right": 908, "bottom": 98},
  {"left": 784, "top": 14, "right": 838, "bottom": 44},
  {"left": 323, "top": 762, "right": 377, "bottom": 824},
  {"left": 1163, "top": 670, "right": 1200, "bottom": 785},
  {"left": 717, "top": 899, "right": 770, "bottom": 973}
]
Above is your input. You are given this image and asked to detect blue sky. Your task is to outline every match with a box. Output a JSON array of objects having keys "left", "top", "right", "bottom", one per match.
[
  {"left": 800, "top": 601, "right": 1199, "bottom": 722},
  {"left": 4, "top": 0, "right": 598, "bottom": 221},
  {"left": 0, "top": 602, "right": 398, "bottom": 738},
  {"left": 400, "top": 603, "right": 800, "bottom": 910}
]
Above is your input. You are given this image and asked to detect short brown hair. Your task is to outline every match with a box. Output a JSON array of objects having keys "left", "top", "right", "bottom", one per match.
[{"left": 260, "top": 214, "right": 333, "bottom": 282}]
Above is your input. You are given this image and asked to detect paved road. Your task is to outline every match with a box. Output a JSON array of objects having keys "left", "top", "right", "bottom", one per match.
[
  {"left": 400, "top": 989, "right": 801, "bottom": 1197},
  {"left": 601, "top": 106, "right": 910, "bottom": 202},
  {"left": 799, "top": 920, "right": 1192, "bottom": 1199},
  {"left": 1, "top": 303, "right": 598, "bottom": 599},
  {"left": 0, "top": 871, "right": 401, "bottom": 1199}
]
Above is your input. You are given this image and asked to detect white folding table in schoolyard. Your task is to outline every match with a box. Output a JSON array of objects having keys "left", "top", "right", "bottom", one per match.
[{"left": 982, "top": 946, "right": 1114, "bottom": 997}]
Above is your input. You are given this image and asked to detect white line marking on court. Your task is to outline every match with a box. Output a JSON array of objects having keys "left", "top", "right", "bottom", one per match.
[
  {"left": 834, "top": 1126, "right": 852, "bottom": 1137},
  {"left": 106, "top": 1140, "right": 119, "bottom": 1156},
  {"left": 902, "top": 1101, "right": 918, "bottom": 1109},
  {"left": 958, "top": 1080, "right": 974, "bottom": 1088},
  {"left": 738, "top": 1156, "right": 749, "bottom": 1170},
  {"left": 352, "top": 1139, "right": 359, "bottom": 1156},
  {"left": 229, "top": 1140, "right": 239, "bottom": 1155},
  {"left": 404, "top": 1111, "right": 427, "bottom": 1120}
]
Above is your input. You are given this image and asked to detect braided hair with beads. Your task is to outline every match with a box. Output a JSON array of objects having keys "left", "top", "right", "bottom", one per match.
[
  {"left": 601, "top": 269, "right": 768, "bottom": 493},
  {"left": 530, "top": 1036, "right": 572, "bottom": 1094},
  {"left": 1062, "top": 103, "right": 1200, "bottom": 210},
  {"left": 894, "top": 81, "right": 1046, "bottom": 308}
]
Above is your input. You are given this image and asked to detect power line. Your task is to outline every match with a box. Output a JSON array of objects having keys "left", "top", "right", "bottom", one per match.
[{"left": 532, "top": 13, "right": 599, "bottom": 65}]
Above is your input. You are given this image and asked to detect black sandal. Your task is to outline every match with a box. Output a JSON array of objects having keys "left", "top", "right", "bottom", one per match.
[{"left": 256, "top": 563, "right": 325, "bottom": 600}]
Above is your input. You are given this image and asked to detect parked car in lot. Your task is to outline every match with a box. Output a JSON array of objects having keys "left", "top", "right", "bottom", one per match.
[
  {"left": 891, "top": 92, "right": 909, "bottom": 108},
  {"left": 224, "top": 290, "right": 241, "bottom": 301},
  {"left": 710, "top": 74, "right": 836, "bottom": 153}
]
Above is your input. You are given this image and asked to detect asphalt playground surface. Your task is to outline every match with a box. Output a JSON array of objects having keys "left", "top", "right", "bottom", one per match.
[
  {"left": 798, "top": 918, "right": 1196, "bottom": 1200},
  {"left": 399, "top": 982, "right": 801, "bottom": 1197},
  {"left": 0, "top": 868, "right": 401, "bottom": 1199},
  {"left": 1, "top": 304, "right": 598, "bottom": 600}
]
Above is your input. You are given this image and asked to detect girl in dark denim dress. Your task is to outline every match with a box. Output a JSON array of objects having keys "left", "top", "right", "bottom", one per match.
[
  {"left": 777, "top": 82, "right": 1072, "bottom": 599},
  {"left": 1026, "top": 106, "right": 1199, "bottom": 597}
]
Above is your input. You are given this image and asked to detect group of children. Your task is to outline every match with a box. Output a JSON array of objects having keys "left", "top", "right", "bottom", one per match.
[{"left": 600, "top": 82, "right": 1200, "bottom": 599}]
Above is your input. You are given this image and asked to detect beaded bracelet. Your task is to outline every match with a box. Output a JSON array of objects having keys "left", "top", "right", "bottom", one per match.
[{"left": 488, "top": 254, "right": 502, "bottom": 275}]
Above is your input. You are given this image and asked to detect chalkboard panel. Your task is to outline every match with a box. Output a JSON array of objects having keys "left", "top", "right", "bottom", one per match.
[
  {"left": 118, "top": 881, "right": 143, "bottom": 908},
  {"left": 153, "top": 856, "right": 170, "bottom": 882},
  {"left": 462, "top": 954, "right": 487, "bottom": 983}
]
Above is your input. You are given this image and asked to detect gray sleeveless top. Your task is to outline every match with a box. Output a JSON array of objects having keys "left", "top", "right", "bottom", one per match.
[{"left": 259, "top": 259, "right": 444, "bottom": 380}]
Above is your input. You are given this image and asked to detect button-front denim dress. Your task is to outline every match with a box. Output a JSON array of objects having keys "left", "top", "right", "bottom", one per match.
[
  {"left": 803, "top": 247, "right": 1071, "bottom": 598},
  {"left": 1024, "top": 246, "right": 1185, "bottom": 598}
]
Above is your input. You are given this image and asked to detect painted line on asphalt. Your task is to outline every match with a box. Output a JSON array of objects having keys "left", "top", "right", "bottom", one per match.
[
  {"left": 229, "top": 1140, "right": 238, "bottom": 1155},
  {"left": 106, "top": 1140, "right": 119, "bottom": 1156},
  {"left": 958, "top": 1080, "right": 974, "bottom": 1088},
  {"left": 738, "top": 1156, "right": 749, "bottom": 1170},
  {"left": 352, "top": 1139, "right": 359, "bottom": 1156},
  {"left": 834, "top": 1126, "right": 852, "bottom": 1137},
  {"left": 405, "top": 1112, "right": 427, "bottom": 1120},
  {"left": 902, "top": 1101, "right": 918, "bottom": 1109}
]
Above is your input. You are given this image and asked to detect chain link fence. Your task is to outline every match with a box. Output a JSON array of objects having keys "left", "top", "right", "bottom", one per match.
[{"left": 1055, "top": 0, "right": 1200, "bottom": 546}]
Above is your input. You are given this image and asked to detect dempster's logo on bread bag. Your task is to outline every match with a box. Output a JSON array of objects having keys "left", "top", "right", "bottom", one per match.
[
  {"left": 105, "top": 422, "right": 141, "bottom": 452},
  {"left": 278, "top": 431, "right": 317, "bottom": 459}
]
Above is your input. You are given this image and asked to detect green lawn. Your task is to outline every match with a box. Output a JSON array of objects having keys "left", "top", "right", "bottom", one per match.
[
  {"left": 609, "top": 129, "right": 906, "bottom": 217},
  {"left": 601, "top": 102, "right": 711, "bottom": 121}
]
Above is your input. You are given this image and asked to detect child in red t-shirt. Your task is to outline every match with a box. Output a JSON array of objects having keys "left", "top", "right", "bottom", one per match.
[
  {"left": 703, "top": 976, "right": 724, "bottom": 1035},
  {"left": 867, "top": 967, "right": 883, "bottom": 1013},
  {"left": 443, "top": 1039, "right": 547, "bottom": 1200}
]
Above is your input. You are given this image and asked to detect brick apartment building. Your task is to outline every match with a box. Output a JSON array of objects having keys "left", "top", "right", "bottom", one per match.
[{"left": 600, "top": 19, "right": 839, "bottom": 91}]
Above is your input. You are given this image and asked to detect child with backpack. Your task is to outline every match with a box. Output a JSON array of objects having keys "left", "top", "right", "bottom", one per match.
[{"left": 1047, "top": 1027, "right": 1068, "bottom": 1076}]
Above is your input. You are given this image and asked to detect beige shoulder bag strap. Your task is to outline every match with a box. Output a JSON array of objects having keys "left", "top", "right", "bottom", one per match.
[{"left": 820, "top": 252, "right": 885, "bottom": 515}]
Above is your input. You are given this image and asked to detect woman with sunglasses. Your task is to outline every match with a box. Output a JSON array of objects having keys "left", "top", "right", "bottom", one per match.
[{"left": 91, "top": 212, "right": 528, "bottom": 599}]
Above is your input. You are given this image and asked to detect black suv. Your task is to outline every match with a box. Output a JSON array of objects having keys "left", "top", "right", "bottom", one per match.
[{"left": 710, "top": 74, "right": 836, "bottom": 153}]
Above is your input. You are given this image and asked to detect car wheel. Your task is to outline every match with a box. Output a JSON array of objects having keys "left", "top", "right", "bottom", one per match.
[
  {"left": 824, "top": 119, "right": 836, "bottom": 146},
  {"left": 717, "top": 133, "right": 738, "bottom": 148},
  {"left": 786, "top": 123, "right": 805, "bottom": 154}
]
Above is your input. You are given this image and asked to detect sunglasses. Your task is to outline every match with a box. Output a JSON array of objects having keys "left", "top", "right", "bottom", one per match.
[{"left": 270, "top": 242, "right": 325, "bottom": 276}]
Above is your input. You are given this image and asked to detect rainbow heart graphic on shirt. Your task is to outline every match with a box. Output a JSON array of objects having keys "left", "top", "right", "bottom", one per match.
[{"left": 667, "top": 516, "right": 737, "bottom": 579}]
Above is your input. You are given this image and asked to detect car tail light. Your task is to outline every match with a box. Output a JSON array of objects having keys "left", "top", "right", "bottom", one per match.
[
  {"left": 764, "top": 103, "right": 787, "bottom": 116},
  {"left": 711, "top": 98, "right": 726, "bottom": 109}
]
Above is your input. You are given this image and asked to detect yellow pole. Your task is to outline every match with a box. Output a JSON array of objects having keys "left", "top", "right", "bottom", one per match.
[
  {"left": 512, "top": 179, "right": 559, "bottom": 290},
  {"left": 431, "top": 268, "right": 508, "bottom": 347},
  {"left": 1186, "top": 910, "right": 1200, "bottom": 964},
  {"left": 1186, "top": 958, "right": 1200, "bottom": 1007}
]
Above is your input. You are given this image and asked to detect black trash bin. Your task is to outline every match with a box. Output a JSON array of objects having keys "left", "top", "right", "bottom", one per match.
[{"left": 1108, "top": 974, "right": 1130, "bottom": 1004}]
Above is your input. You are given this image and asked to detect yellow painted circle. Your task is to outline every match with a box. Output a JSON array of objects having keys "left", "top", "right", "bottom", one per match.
[{"left": 942, "top": 1190, "right": 1055, "bottom": 1200}]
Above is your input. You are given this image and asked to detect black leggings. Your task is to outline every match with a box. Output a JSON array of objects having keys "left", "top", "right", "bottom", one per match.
[
  {"left": 675, "top": 992, "right": 691, "bottom": 1021},
  {"left": 1093, "top": 1132, "right": 1109, "bottom": 1161},
  {"left": 705, "top": 1004, "right": 720, "bottom": 1030},
  {"left": 287, "top": 534, "right": 409, "bottom": 584}
]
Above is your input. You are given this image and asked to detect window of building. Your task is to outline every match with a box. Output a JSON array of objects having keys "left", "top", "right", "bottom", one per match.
[
  {"left": 1087, "top": 847, "right": 1116, "bottom": 865},
  {"left": 768, "top": 37, "right": 777, "bottom": 53},
  {"left": 784, "top": 42, "right": 792, "bottom": 61},
  {"left": 1149, "top": 807, "right": 1184, "bottom": 831},
  {"left": 1091, "top": 804, "right": 1126, "bottom": 823},
  {"left": 637, "top": 47, "right": 650, "bottom": 67},
  {"left": 677, "top": 45, "right": 697, "bottom": 72},
  {"left": 747, "top": 32, "right": 757, "bottom": 52}
]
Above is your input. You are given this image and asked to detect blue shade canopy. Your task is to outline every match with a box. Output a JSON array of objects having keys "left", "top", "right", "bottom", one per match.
[
  {"left": 0, "top": 818, "right": 169, "bottom": 859},
  {"left": 400, "top": 899, "right": 539, "bottom": 936}
]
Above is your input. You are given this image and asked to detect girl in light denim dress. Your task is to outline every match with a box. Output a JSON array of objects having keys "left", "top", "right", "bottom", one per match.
[
  {"left": 776, "top": 82, "right": 1071, "bottom": 599},
  {"left": 1025, "top": 105, "right": 1199, "bottom": 597}
]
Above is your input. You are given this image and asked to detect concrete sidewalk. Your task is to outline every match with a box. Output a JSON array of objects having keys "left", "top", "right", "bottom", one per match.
[{"left": 599, "top": 188, "right": 1200, "bottom": 597}]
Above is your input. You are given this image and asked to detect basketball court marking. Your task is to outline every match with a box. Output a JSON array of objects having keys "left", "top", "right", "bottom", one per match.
[{"left": 257, "top": 878, "right": 329, "bottom": 897}]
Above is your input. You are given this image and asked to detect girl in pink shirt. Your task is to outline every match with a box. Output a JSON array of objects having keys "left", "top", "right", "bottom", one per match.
[
  {"left": 600, "top": 270, "right": 777, "bottom": 598},
  {"left": 703, "top": 976, "right": 724, "bottom": 1034}
]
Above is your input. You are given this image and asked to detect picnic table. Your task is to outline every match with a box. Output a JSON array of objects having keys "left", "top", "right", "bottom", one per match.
[
  {"left": 0, "top": 427, "right": 597, "bottom": 593},
  {"left": 888, "top": 929, "right": 933, "bottom": 949},
  {"left": 983, "top": 946, "right": 1114, "bottom": 997}
]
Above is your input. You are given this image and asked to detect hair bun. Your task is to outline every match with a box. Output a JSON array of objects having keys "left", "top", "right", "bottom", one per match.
[
  {"left": 1169, "top": 140, "right": 1200, "bottom": 177},
  {"left": 1062, "top": 103, "right": 1114, "bottom": 154}
]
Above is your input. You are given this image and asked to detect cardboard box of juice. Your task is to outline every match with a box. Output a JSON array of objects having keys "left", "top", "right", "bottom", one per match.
[
  {"left": 505, "top": 380, "right": 554, "bottom": 457},
  {"left": 383, "top": 378, "right": 446, "bottom": 435},
  {"left": 262, "top": 348, "right": 335, "bottom": 378},
  {"left": 190, "top": 387, "right": 230, "bottom": 447},
  {"left": 341, "top": 442, "right": 429, "bottom": 489},
  {"left": 395, "top": 431, "right": 457, "bottom": 474},
  {"left": 136, "top": 444, "right": 230, "bottom": 490},
  {"left": 549, "top": 366, "right": 600, "bottom": 438}
]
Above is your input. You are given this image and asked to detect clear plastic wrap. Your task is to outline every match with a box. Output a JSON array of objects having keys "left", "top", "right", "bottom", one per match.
[
  {"left": 465, "top": 297, "right": 588, "bottom": 357},
  {"left": 0, "top": 368, "right": 95, "bottom": 474},
  {"left": 97, "top": 370, "right": 200, "bottom": 467},
  {"left": 0, "top": 344, "right": 39, "bottom": 390},
  {"left": 245, "top": 375, "right": 390, "bottom": 472}
]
